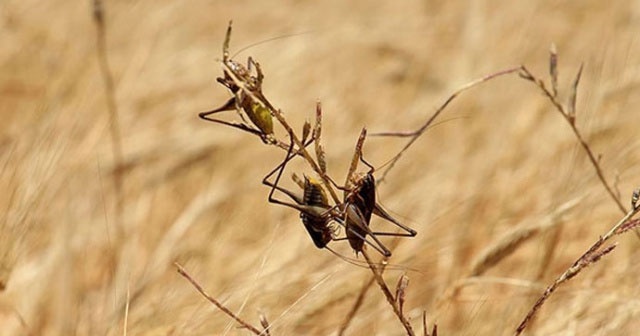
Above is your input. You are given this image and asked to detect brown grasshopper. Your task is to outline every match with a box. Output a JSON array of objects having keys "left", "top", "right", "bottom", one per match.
[
  {"left": 263, "top": 127, "right": 417, "bottom": 257},
  {"left": 262, "top": 130, "right": 337, "bottom": 249},
  {"left": 340, "top": 129, "right": 417, "bottom": 256}
]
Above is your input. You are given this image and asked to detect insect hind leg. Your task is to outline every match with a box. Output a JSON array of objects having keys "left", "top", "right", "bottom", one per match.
[
  {"left": 334, "top": 206, "right": 392, "bottom": 257},
  {"left": 372, "top": 204, "right": 418, "bottom": 236}
]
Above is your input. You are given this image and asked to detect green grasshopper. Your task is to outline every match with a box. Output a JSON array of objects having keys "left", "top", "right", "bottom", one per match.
[{"left": 199, "top": 21, "right": 274, "bottom": 142}]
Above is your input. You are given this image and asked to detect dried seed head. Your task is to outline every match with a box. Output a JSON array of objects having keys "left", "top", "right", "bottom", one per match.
[
  {"left": 291, "top": 173, "right": 305, "bottom": 189},
  {"left": 313, "top": 102, "right": 327, "bottom": 173},
  {"left": 316, "top": 144, "right": 327, "bottom": 174},
  {"left": 395, "top": 274, "right": 410, "bottom": 314},
  {"left": 632, "top": 188, "right": 640, "bottom": 210},
  {"left": 259, "top": 312, "right": 269, "bottom": 328},
  {"left": 549, "top": 43, "right": 558, "bottom": 97},
  {"left": 567, "top": 63, "right": 583, "bottom": 123},
  {"left": 259, "top": 311, "right": 271, "bottom": 336},
  {"left": 616, "top": 218, "right": 640, "bottom": 235},
  {"left": 301, "top": 120, "right": 311, "bottom": 143}
]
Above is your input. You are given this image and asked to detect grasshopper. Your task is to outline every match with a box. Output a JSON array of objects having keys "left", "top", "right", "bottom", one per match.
[
  {"left": 262, "top": 129, "right": 389, "bottom": 254},
  {"left": 199, "top": 21, "right": 274, "bottom": 142},
  {"left": 340, "top": 129, "right": 418, "bottom": 256},
  {"left": 263, "top": 128, "right": 417, "bottom": 257},
  {"left": 262, "top": 131, "right": 338, "bottom": 249}
]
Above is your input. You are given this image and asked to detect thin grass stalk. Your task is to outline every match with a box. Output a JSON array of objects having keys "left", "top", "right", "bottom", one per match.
[
  {"left": 92, "top": 0, "right": 125, "bottom": 238},
  {"left": 362, "top": 250, "right": 414, "bottom": 335},
  {"left": 175, "top": 263, "right": 262, "bottom": 335},
  {"left": 518, "top": 66, "right": 626, "bottom": 214},
  {"left": 375, "top": 67, "right": 522, "bottom": 182}
]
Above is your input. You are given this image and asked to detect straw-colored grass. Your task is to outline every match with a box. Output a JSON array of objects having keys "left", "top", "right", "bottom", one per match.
[{"left": 2, "top": 1, "right": 640, "bottom": 335}]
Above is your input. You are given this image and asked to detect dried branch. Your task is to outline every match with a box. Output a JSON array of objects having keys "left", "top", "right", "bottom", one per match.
[
  {"left": 338, "top": 239, "right": 415, "bottom": 335},
  {"left": 518, "top": 61, "right": 625, "bottom": 214},
  {"left": 259, "top": 311, "right": 272, "bottom": 336},
  {"left": 374, "top": 67, "right": 522, "bottom": 183},
  {"left": 362, "top": 250, "right": 415, "bottom": 335},
  {"left": 175, "top": 262, "right": 262, "bottom": 335},
  {"left": 515, "top": 190, "right": 640, "bottom": 335}
]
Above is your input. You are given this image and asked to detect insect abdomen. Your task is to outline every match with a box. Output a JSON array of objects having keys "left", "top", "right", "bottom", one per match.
[{"left": 301, "top": 177, "right": 332, "bottom": 248}]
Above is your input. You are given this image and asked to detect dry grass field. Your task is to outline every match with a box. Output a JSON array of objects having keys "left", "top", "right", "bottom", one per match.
[{"left": 2, "top": 1, "right": 640, "bottom": 335}]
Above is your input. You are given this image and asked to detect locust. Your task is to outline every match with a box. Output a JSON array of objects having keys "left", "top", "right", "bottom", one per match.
[{"left": 199, "top": 21, "right": 274, "bottom": 142}]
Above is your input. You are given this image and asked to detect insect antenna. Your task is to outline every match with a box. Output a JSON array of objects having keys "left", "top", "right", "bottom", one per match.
[
  {"left": 325, "top": 246, "right": 424, "bottom": 274},
  {"left": 230, "top": 31, "right": 314, "bottom": 60}
]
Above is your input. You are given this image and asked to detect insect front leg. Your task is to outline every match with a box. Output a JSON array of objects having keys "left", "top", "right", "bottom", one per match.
[
  {"left": 247, "top": 56, "right": 264, "bottom": 86},
  {"left": 198, "top": 103, "right": 263, "bottom": 136}
]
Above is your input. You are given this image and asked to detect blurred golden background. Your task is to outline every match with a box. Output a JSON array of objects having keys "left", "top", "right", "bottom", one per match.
[{"left": 1, "top": 0, "right": 640, "bottom": 335}]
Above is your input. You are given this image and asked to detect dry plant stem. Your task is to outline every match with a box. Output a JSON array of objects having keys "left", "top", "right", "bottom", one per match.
[
  {"left": 337, "top": 261, "right": 389, "bottom": 336},
  {"left": 422, "top": 313, "right": 437, "bottom": 336},
  {"left": 259, "top": 312, "right": 271, "bottom": 336},
  {"left": 519, "top": 66, "right": 626, "bottom": 214},
  {"left": 271, "top": 107, "right": 341, "bottom": 203},
  {"left": 339, "top": 239, "right": 404, "bottom": 334},
  {"left": 174, "top": 262, "right": 262, "bottom": 335},
  {"left": 362, "top": 250, "right": 415, "bottom": 335},
  {"left": 515, "top": 206, "right": 640, "bottom": 335},
  {"left": 122, "top": 285, "right": 130, "bottom": 336},
  {"left": 376, "top": 67, "right": 522, "bottom": 182},
  {"left": 93, "top": 0, "right": 125, "bottom": 237},
  {"left": 422, "top": 312, "right": 427, "bottom": 336},
  {"left": 337, "top": 276, "right": 376, "bottom": 336}
]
